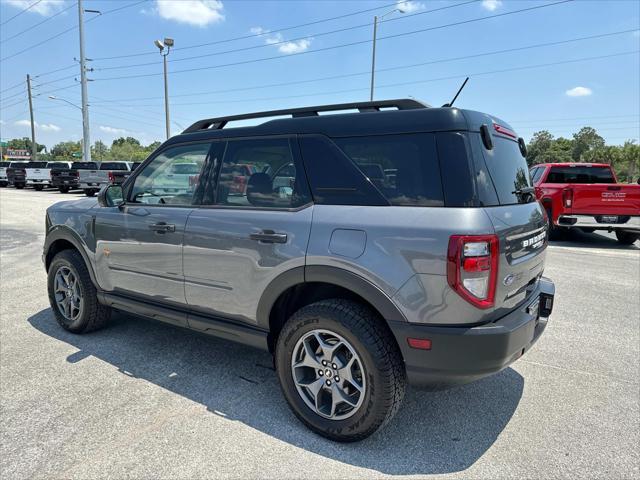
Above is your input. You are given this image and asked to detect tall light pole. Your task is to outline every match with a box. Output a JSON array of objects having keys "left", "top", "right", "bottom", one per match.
[
  {"left": 26, "top": 74, "right": 37, "bottom": 161},
  {"left": 155, "top": 37, "right": 174, "bottom": 140},
  {"left": 370, "top": 8, "right": 404, "bottom": 101}
]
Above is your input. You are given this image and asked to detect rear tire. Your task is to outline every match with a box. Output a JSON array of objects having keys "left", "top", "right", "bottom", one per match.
[
  {"left": 59, "top": 186, "right": 70, "bottom": 193},
  {"left": 34, "top": 185, "right": 43, "bottom": 191},
  {"left": 615, "top": 230, "right": 639, "bottom": 245},
  {"left": 15, "top": 183, "right": 24, "bottom": 189},
  {"left": 47, "top": 249, "right": 111, "bottom": 333},
  {"left": 84, "top": 189, "right": 96, "bottom": 197},
  {"left": 0, "top": 181, "right": 7, "bottom": 187},
  {"left": 545, "top": 208, "right": 563, "bottom": 240},
  {"left": 275, "top": 299, "right": 406, "bottom": 442}
]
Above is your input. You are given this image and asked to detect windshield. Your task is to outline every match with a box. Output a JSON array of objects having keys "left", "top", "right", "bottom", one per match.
[
  {"left": 546, "top": 166, "right": 615, "bottom": 184},
  {"left": 73, "top": 162, "right": 98, "bottom": 170},
  {"left": 99, "top": 162, "right": 129, "bottom": 171}
]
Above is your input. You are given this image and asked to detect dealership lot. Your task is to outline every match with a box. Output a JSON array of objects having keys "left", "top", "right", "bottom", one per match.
[{"left": 1, "top": 188, "right": 638, "bottom": 479}]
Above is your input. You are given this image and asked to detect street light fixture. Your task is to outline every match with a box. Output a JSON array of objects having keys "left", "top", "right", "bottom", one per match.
[
  {"left": 48, "top": 95, "right": 82, "bottom": 110},
  {"left": 155, "top": 37, "right": 174, "bottom": 140},
  {"left": 370, "top": 7, "right": 405, "bottom": 101}
]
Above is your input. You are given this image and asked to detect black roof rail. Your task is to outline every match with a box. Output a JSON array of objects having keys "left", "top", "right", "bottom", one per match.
[{"left": 182, "top": 98, "right": 429, "bottom": 133}]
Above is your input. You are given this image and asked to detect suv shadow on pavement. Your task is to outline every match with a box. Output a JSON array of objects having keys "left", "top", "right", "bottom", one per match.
[{"left": 28, "top": 308, "right": 524, "bottom": 475}]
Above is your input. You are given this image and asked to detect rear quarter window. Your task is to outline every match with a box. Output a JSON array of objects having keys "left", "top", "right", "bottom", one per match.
[{"left": 334, "top": 133, "right": 444, "bottom": 207}]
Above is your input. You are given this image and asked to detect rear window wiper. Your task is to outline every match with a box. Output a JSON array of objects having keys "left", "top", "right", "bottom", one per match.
[{"left": 512, "top": 186, "right": 536, "bottom": 203}]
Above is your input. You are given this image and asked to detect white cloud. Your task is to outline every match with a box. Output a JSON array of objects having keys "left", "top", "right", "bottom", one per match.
[
  {"left": 155, "top": 0, "right": 224, "bottom": 27},
  {"left": 250, "top": 26, "right": 312, "bottom": 54},
  {"left": 14, "top": 119, "right": 60, "bottom": 131},
  {"left": 99, "top": 125, "right": 128, "bottom": 135},
  {"left": 5, "top": 0, "right": 65, "bottom": 16},
  {"left": 396, "top": 1, "right": 425, "bottom": 13},
  {"left": 565, "top": 86, "right": 593, "bottom": 97},
  {"left": 481, "top": 0, "right": 502, "bottom": 11},
  {"left": 0, "top": 120, "right": 5, "bottom": 125}
]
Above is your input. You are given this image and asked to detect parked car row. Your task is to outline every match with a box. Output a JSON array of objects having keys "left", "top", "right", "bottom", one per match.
[{"left": 0, "top": 160, "right": 141, "bottom": 196}]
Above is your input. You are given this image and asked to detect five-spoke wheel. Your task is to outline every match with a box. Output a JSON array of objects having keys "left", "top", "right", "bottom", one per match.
[{"left": 291, "top": 329, "right": 366, "bottom": 420}]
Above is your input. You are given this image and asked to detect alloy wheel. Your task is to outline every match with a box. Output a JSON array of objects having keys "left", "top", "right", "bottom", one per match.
[
  {"left": 291, "top": 329, "right": 366, "bottom": 420},
  {"left": 53, "top": 266, "right": 83, "bottom": 323}
]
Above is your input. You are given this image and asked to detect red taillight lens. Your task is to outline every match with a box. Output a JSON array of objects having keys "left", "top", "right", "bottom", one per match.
[
  {"left": 108, "top": 171, "right": 115, "bottom": 183},
  {"left": 562, "top": 188, "right": 573, "bottom": 208},
  {"left": 447, "top": 234, "right": 499, "bottom": 309}
]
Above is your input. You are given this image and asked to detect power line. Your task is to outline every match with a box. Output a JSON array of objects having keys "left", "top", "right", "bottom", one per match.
[
  {"left": 89, "top": 28, "right": 639, "bottom": 105},
  {"left": 0, "top": 0, "right": 149, "bottom": 62},
  {"left": 0, "top": 0, "right": 43, "bottom": 26},
  {"left": 95, "top": 0, "right": 479, "bottom": 69},
  {"left": 510, "top": 114, "right": 639, "bottom": 123},
  {"left": 92, "top": 0, "right": 417, "bottom": 61},
  {"left": 93, "top": 0, "right": 573, "bottom": 78},
  {"left": 126, "top": 50, "right": 637, "bottom": 108},
  {"left": 1, "top": 2, "right": 77, "bottom": 44}
]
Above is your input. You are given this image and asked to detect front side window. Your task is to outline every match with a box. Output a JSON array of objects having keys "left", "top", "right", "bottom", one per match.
[
  {"left": 129, "top": 143, "right": 210, "bottom": 205},
  {"left": 215, "top": 137, "right": 310, "bottom": 209}
]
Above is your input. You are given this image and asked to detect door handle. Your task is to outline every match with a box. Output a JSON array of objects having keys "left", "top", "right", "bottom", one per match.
[
  {"left": 149, "top": 222, "right": 175, "bottom": 233},
  {"left": 249, "top": 230, "right": 287, "bottom": 244}
]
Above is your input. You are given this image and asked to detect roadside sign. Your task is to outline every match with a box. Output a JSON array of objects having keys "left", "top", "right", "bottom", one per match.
[{"left": 72, "top": 152, "right": 82, "bottom": 158}]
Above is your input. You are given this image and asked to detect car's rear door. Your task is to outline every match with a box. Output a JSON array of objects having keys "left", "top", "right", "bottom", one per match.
[
  {"left": 182, "top": 136, "right": 313, "bottom": 328},
  {"left": 94, "top": 142, "right": 213, "bottom": 322}
]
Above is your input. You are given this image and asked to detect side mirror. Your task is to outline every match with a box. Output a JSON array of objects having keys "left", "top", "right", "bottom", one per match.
[{"left": 98, "top": 184, "right": 124, "bottom": 207}]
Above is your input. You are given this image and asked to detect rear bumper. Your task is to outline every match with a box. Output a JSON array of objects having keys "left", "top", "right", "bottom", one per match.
[
  {"left": 389, "top": 277, "right": 555, "bottom": 389},
  {"left": 27, "top": 179, "right": 51, "bottom": 185},
  {"left": 52, "top": 179, "right": 79, "bottom": 187},
  {"left": 557, "top": 214, "right": 640, "bottom": 231}
]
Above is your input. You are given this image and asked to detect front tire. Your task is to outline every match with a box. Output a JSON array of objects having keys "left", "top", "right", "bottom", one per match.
[
  {"left": 615, "top": 230, "right": 639, "bottom": 245},
  {"left": 275, "top": 299, "right": 406, "bottom": 442},
  {"left": 47, "top": 249, "right": 111, "bottom": 333}
]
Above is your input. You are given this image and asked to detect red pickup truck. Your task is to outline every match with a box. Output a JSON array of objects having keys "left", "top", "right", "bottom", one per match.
[{"left": 530, "top": 163, "right": 640, "bottom": 244}]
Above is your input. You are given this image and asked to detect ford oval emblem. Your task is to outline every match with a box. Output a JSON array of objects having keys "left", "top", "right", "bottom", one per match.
[{"left": 503, "top": 274, "right": 515, "bottom": 286}]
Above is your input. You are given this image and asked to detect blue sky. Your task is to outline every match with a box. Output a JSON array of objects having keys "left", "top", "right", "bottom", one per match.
[{"left": 1, "top": 0, "right": 639, "bottom": 149}]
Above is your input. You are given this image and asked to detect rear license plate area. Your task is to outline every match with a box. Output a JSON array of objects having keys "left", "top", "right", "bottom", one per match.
[{"left": 600, "top": 215, "right": 618, "bottom": 223}]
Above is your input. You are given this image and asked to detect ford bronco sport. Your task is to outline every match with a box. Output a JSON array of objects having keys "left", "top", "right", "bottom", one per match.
[{"left": 43, "top": 99, "right": 555, "bottom": 441}]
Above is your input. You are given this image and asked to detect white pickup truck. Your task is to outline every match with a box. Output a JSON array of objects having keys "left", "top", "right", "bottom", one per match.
[
  {"left": 78, "top": 161, "right": 131, "bottom": 197},
  {"left": 0, "top": 161, "right": 10, "bottom": 187},
  {"left": 25, "top": 161, "right": 73, "bottom": 191}
]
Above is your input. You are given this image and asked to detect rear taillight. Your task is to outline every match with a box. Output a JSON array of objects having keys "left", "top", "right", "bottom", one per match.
[
  {"left": 108, "top": 171, "right": 115, "bottom": 183},
  {"left": 447, "top": 234, "right": 499, "bottom": 309},
  {"left": 562, "top": 188, "right": 573, "bottom": 208}
]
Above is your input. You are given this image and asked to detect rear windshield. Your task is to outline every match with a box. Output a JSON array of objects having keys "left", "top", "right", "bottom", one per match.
[
  {"left": 73, "top": 162, "right": 98, "bottom": 170},
  {"left": 546, "top": 166, "right": 615, "bottom": 184},
  {"left": 0, "top": 162, "right": 9, "bottom": 167},
  {"left": 131, "top": 162, "right": 142, "bottom": 170},
  {"left": 171, "top": 163, "right": 200, "bottom": 174},
  {"left": 480, "top": 137, "right": 532, "bottom": 205},
  {"left": 334, "top": 134, "right": 444, "bottom": 207},
  {"left": 99, "top": 162, "right": 128, "bottom": 171},
  {"left": 25, "top": 162, "right": 48, "bottom": 168},
  {"left": 9, "top": 162, "right": 26, "bottom": 168},
  {"left": 47, "top": 162, "right": 68, "bottom": 168}
]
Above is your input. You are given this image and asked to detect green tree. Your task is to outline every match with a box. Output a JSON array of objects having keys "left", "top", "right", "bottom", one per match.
[
  {"left": 92, "top": 140, "right": 109, "bottom": 161},
  {"left": 526, "top": 130, "right": 555, "bottom": 166},
  {"left": 50, "top": 141, "right": 82, "bottom": 161},
  {"left": 572, "top": 127, "right": 605, "bottom": 161},
  {"left": 7, "top": 137, "right": 46, "bottom": 153}
]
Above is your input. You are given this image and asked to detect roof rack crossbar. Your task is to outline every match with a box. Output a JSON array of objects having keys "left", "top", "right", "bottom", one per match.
[{"left": 183, "top": 98, "right": 428, "bottom": 133}]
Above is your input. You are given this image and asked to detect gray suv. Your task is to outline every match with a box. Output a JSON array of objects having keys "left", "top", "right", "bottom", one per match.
[{"left": 43, "top": 99, "right": 555, "bottom": 441}]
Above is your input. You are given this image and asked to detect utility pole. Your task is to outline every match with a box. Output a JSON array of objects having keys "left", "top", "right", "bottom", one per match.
[
  {"left": 26, "top": 74, "right": 37, "bottom": 161},
  {"left": 77, "top": 0, "right": 91, "bottom": 162},
  {"left": 369, "top": 16, "right": 378, "bottom": 102}
]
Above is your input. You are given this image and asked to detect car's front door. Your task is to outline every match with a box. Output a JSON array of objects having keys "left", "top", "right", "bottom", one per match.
[
  {"left": 94, "top": 142, "right": 213, "bottom": 315},
  {"left": 183, "top": 136, "right": 313, "bottom": 328}
]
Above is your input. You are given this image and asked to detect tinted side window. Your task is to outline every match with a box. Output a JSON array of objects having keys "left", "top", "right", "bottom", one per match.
[
  {"left": 436, "top": 132, "right": 476, "bottom": 207},
  {"left": 299, "top": 135, "right": 387, "bottom": 206},
  {"left": 335, "top": 133, "right": 444, "bottom": 207},
  {"left": 215, "top": 137, "right": 310, "bottom": 209},
  {"left": 129, "top": 143, "right": 210, "bottom": 205},
  {"left": 530, "top": 167, "right": 544, "bottom": 184}
]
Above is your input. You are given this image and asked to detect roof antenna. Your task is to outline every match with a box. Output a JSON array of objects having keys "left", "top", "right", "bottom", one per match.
[{"left": 442, "top": 77, "right": 469, "bottom": 108}]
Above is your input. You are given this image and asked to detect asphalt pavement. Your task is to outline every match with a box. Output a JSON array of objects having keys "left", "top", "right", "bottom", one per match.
[{"left": 1, "top": 187, "right": 638, "bottom": 479}]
